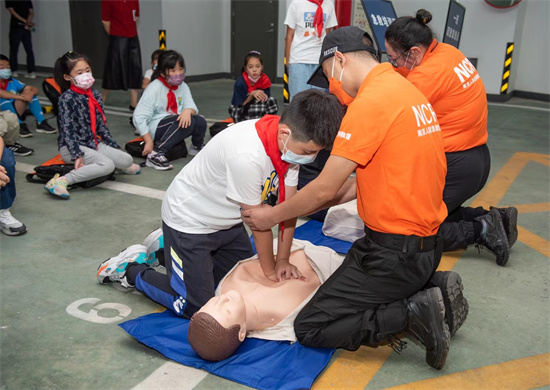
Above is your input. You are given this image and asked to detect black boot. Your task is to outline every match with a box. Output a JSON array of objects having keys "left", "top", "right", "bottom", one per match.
[
  {"left": 490, "top": 206, "right": 518, "bottom": 247},
  {"left": 475, "top": 209, "right": 510, "bottom": 266},
  {"left": 406, "top": 287, "right": 450, "bottom": 370},
  {"left": 428, "top": 271, "right": 469, "bottom": 337}
]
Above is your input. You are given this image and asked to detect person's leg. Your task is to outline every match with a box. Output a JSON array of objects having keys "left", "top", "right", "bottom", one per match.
[
  {"left": 60, "top": 145, "right": 116, "bottom": 185},
  {"left": 26, "top": 94, "right": 46, "bottom": 124},
  {"left": 288, "top": 63, "right": 311, "bottom": 101},
  {"left": 0, "top": 147, "right": 26, "bottom": 235},
  {"left": 155, "top": 115, "right": 206, "bottom": 154},
  {"left": 95, "top": 143, "right": 134, "bottom": 170},
  {"left": 11, "top": 100, "right": 28, "bottom": 119},
  {"left": 127, "top": 222, "right": 221, "bottom": 318},
  {"left": 211, "top": 223, "right": 255, "bottom": 285},
  {"left": 128, "top": 35, "right": 142, "bottom": 108},
  {"left": 0, "top": 111, "right": 20, "bottom": 145},
  {"left": 102, "top": 35, "right": 124, "bottom": 99},
  {"left": 129, "top": 89, "right": 139, "bottom": 109},
  {"left": 8, "top": 27, "right": 23, "bottom": 73},
  {"left": 20, "top": 28, "right": 35, "bottom": 74}
]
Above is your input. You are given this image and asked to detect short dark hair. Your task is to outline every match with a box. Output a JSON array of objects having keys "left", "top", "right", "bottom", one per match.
[
  {"left": 53, "top": 51, "right": 91, "bottom": 92},
  {"left": 281, "top": 90, "right": 344, "bottom": 149},
  {"left": 151, "top": 49, "right": 163, "bottom": 63},
  {"left": 187, "top": 312, "right": 243, "bottom": 361},
  {"left": 152, "top": 50, "right": 185, "bottom": 82},
  {"left": 0, "top": 54, "right": 9, "bottom": 62},
  {"left": 385, "top": 9, "right": 434, "bottom": 54}
]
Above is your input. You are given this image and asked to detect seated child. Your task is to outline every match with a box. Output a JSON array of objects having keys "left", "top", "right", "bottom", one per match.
[
  {"left": 0, "top": 54, "right": 56, "bottom": 137},
  {"left": 44, "top": 51, "right": 141, "bottom": 199},
  {"left": 97, "top": 90, "right": 345, "bottom": 322},
  {"left": 141, "top": 49, "right": 162, "bottom": 90},
  {"left": 133, "top": 50, "right": 207, "bottom": 171},
  {"left": 0, "top": 110, "right": 33, "bottom": 156},
  {"left": 229, "top": 51, "right": 278, "bottom": 123},
  {"left": 0, "top": 135, "right": 27, "bottom": 236}
]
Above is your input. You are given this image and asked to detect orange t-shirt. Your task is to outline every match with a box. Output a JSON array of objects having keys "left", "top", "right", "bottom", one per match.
[
  {"left": 399, "top": 40, "right": 488, "bottom": 152},
  {"left": 331, "top": 63, "right": 447, "bottom": 236}
]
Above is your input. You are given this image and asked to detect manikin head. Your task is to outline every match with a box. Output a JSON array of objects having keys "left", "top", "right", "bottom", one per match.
[{"left": 188, "top": 290, "right": 248, "bottom": 361}]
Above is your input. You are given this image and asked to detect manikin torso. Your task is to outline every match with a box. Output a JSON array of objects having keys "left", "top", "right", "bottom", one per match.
[{"left": 220, "top": 249, "right": 321, "bottom": 331}]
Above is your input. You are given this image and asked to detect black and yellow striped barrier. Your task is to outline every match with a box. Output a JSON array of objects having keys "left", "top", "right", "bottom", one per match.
[
  {"left": 500, "top": 42, "right": 513, "bottom": 95},
  {"left": 159, "top": 30, "right": 166, "bottom": 50},
  {"left": 283, "top": 57, "right": 289, "bottom": 104}
]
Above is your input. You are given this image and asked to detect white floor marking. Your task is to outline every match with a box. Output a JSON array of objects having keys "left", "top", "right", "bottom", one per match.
[
  {"left": 131, "top": 361, "right": 208, "bottom": 390},
  {"left": 487, "top": 102, "right": 550, "bottom": 112}
]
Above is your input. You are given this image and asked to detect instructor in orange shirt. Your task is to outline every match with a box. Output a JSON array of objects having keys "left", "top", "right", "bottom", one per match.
[
  {"left": 242, "top": 27, "right": 469, "bottom": 370},
  {"left": 385, "top": 9, "right": 517, "bottom": 266}
]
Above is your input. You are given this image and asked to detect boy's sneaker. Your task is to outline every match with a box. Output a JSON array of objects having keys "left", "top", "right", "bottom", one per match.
[
  {"left": 6, "top": 142, "right": 34, "bottom": 156},
  {"left": 475, "top": 209, "right": 510, "bottom": 266},
  {"left": 143, "top": 228, "right": 164, "bottom": 266},
  {"left": 44, "top": 173, "right": 70, "bottom": 199},
  {"left": 25, "top": 72, "right": 36, "bottom": 79},
  {"left": 490, "top": 206, "right": 518, "bottom": 247},
  {"left": 19, "top": 123, "right": 33, "bottom": 138},
  {"left": 427, "top": 271, "right": 469, "bottom": 337},
  {"left": 0, "top": 209, "right": 27, "bottom": 236},
  {"left": 97, "top": 244, "right": 149, "bottom": 288},
  {"left": 188, "top": 144, "right": 205, "bottom": 156},
  {"left": 36, "top": 120, "right": 57, "bottom": 134},
  {"left": 120, "top": 163, "right": 141, "bottom": 175},
  {"left": 406, "top": 287, "right": 450, "bottom": 370},
  {"left": 146, "top": 151, "right": 173, "bottom": 171}
]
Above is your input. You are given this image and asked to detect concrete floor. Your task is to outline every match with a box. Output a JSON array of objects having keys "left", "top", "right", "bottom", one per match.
[{"left": 0, "top": 74, "right": 549, "bottom": 390}]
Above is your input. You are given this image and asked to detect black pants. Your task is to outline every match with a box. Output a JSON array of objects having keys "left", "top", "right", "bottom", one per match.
[
  {"left": 294, "top": 235, "right": 441, "bottom": 350},
  {"left": 102, "top": 35, "right": 142, "bottom": 90},
  {"left": 9, "top": 26, "right": 35, "bottom": 73},
  {"left": 439, "top": 144, "right": 491, "bottom": 251},
  {"left": 126, "top": 222, "right": 254, "bottom": 318},
  {"left": 154, "top": 115, "right": 207, "bottom": 155}
]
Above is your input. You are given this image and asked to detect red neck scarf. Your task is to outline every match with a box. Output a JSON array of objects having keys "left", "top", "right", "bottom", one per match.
[
  {"left": 0, "top": 79, "right": 8, "bottom": 91},
  {"left": 255, "top": 115, "right": 289, "bottom": 236},
  {"left": 157, "top": 77, "right": 179, "bottom": 114},
  {"left": 308, "top": 0, "right": 324, "bottom": 38},
  {"left": 70, "top": 85, "right": 106, "bottom": 147},
  {"left": 242, "top": 72, "right": 272, "bottom": 93}
]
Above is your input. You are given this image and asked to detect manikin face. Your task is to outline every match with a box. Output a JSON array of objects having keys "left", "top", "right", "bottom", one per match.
[
  {"left": 245, "top": 57, "right": 263, "bottom": 79},
  {"left": 199, "top": 290, "right": 247, "bottom": 341}
]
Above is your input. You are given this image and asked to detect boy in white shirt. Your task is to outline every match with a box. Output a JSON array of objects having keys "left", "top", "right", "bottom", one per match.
[{"left": 98, "top": 90, "right": 344, "bottom": 319}]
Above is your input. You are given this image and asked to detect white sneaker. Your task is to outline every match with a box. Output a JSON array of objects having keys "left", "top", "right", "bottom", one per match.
[
  {"left": 120, "top": 163, "right": 141, "bottom": 175},
  {"left": 0, "top": 209, "right": 27, "bottom": 236},
  {"left": 97, "top": 244, "right": 149, "bottom": 287},
  {"left": 143, "top": 228, "right": 163, "bottom": 266},
  {"left": 11, "top": 71, "right": 18, "bottom": 78},
  {"left": 25, "top": 72, "right": 37, "bottom": 79},
  {"left": 188, "top": 144, "right": 205, "bottom": 156}
]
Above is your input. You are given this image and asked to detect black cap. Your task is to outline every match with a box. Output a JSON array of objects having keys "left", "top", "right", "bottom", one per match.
[{"left": 307, "top": 26, "right": 379, "bottom": 88}]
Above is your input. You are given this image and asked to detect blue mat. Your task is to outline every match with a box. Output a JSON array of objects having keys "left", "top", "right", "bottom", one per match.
[
  {"left": 120, "top": 311, "right": 334, "bottom": 390},
  {"left": 294, "top": 219, "right": 353, "bottom": 254}
]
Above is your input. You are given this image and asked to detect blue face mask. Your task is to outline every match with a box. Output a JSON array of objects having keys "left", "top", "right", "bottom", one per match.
[
  {"left": 281, "top": 130, "right": 318, "bottom": 165},
  {"left": 0, "top": 69, "right": 12, "bottom": 80}
]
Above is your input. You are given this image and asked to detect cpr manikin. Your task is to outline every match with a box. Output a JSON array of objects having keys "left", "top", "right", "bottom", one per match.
[{"left": 187, "top": 239, "right": 344, "bottom": 361}]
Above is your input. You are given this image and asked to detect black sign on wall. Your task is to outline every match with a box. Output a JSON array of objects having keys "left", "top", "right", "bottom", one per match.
[{"left": 443, "top": 0, "right": 466, "bottom": 48}]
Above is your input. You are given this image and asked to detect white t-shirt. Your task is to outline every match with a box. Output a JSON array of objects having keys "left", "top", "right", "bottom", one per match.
[
  {"left": 161, "top": 119, "right": 299, "bottom": 234},
  {"left": 215, "top": 239, "right": 345, "bottom": 342},
  {"left": 143, "top": 68, "right": 153, "bottom": 80},
  {"left": 284, "top": 0, "right": 338, "bottom": 64}
]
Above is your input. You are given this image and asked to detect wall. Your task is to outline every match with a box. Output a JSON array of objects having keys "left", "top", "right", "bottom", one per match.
[
  {"left": 1, "top": 0, "right": 73, "bottom": 71},
  {"left": 161, "top": 0, "right": 231, "bottom": 77},
  {"left": 137, "top": 0, "right": 163, "bottom": 72}
]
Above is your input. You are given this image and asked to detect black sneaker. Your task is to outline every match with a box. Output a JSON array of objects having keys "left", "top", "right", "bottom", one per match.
[
  {"left": 407, "top": 287, "right": 450, "bottom": 370},
  {"left": 145, "top": 152, "right": 173, "bottom": 171},
  {"left": 36, "top": 120, "right": 57, "bottom": 134},
  {"left": 490, "top": 206, "right": 518, "bottom": 247},
  {"left": 475, "top": 209, "right": 510, "bottom": 266},
  {"left": 428, "top": 271, "right": 468, "bottom": 337},
  {"left": 19, "top": 123, "right": 33, "bottom": 138},
  {"left": 6, "top": 142, "right": 34, "bottom": 156}
]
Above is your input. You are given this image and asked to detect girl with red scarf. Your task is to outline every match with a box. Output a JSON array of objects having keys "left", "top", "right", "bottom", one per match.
[
  {"left": 229, "top": 51, "right": 278, "bottom": 123},
  {"left": 45, "top": 51, "right": 140, "bottom": 199}
]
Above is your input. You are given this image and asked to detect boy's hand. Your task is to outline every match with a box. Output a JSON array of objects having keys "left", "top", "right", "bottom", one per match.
[
  {"left": 263, "top": 270, "right": 279, "bottom": 282},
  {"left": 242, "top": 205, "right": 277, "bottom": 231},
  {"left": 20, "top": 91, "right": 33, "bottom": 102},
  {"left": 275, "top": 260, "right": 307, "bottom": 282}
]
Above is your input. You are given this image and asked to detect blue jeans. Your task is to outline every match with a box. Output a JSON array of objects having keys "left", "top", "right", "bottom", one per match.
[
  {"left": 0, "top": 147, "right": 16, "bottom": 210},
  {"left": 288, "top": 63, "right": 322, "bottom": 101}
]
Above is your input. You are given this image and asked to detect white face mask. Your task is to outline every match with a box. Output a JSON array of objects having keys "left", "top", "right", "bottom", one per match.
[
  {"left": 248, "top": 74, "right": 260, "bottom": 83},
  {"left": 281, "top": 130, "right": 318, "bottom": 165},
  {"left": 72, "top": 72, "right": 95, "bottom": 90}
]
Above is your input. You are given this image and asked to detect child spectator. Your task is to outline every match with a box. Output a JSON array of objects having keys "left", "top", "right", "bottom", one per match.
[
  {"left": 142, "top": 49, "right": 162, "bottom": 90},
  {"left": 0, "top": 135, "right": 27, "bottom": 236},
  {"left": 0, "top": 54, "right": 56, "bottom": 137},
  {"left": 0, "top": 110, "right": 33, "bottom": 156},
  {"left": 133, "top": 50, "right": 207, "bottom": 171},
  {"left": 229, "top": 51, "right": 278, "bottom": 123},
  {"left": 45, "top": 51, "right": 141, "bottom": 199}
]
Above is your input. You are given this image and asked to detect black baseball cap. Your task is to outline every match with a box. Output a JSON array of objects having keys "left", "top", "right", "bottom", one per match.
[{"left": 307, "top": 26, "right": 379, "bottom": 89}]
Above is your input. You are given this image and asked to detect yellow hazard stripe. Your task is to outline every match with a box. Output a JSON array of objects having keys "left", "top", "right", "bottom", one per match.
[
  {"left": 505, "top": 57, "right": 512, "bottom": 67},
  {"left": 507, "top": 44, "right": 514, "bottom": 54},
  {"left": 283, "top": 90, "right": 289, "bottom": 99},
  {"left": 502, "top": 70, "right": 510, "bottom": 80},
  {"left": 284, "top": 74, "right": 288, "bottom": 83},
  {"left": 501, "top": 83, "right": 508, "bottom": 93}
]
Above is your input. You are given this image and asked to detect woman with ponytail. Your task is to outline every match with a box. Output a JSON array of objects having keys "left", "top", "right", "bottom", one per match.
[{"left": 385, "top": 10, "right": 517, "bottom": 266}]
